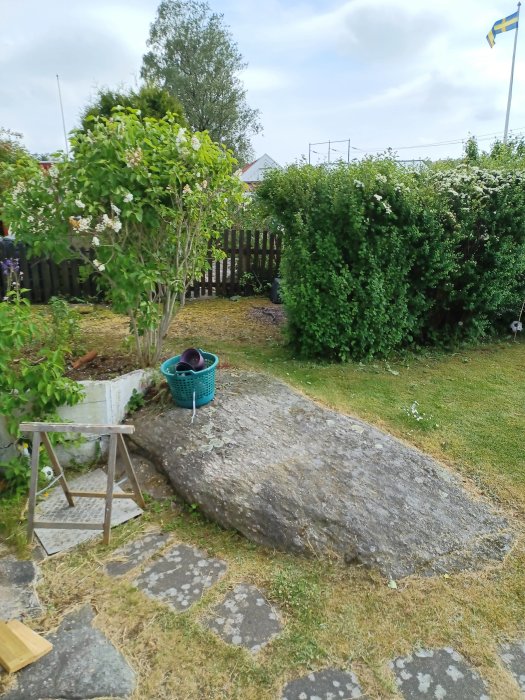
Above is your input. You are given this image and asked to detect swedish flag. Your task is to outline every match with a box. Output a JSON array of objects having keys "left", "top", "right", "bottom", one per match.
[{"left": 487, "top": 10, "right": 519, "bottom": 47}]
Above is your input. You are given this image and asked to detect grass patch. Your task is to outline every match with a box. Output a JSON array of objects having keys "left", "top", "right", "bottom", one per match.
[{"left": 1, "top": 296, "right": 524, "bottom": 699}]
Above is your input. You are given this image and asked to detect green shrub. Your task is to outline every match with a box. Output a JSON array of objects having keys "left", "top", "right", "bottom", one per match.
[{"left": 256, "top": 159, "right": 525, "bottom": 360}]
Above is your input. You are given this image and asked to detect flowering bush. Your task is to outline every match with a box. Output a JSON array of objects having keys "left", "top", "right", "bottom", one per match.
[
  {"left": 2, "top": 111, "right": 244, "bottom": 365},
  {"left": 256, "top": 159, "right": 525, "bottom": 360}
]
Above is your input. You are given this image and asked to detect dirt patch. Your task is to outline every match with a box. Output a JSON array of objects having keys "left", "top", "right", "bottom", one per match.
[
  {"left": 247, "top": 305, "right": 286, "bottom": 326},
  {"left": 66, "top": 354, "right": 139, "bottom": 381}
]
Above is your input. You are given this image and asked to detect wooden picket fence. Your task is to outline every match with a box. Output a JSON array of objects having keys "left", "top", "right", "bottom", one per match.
[{"left": 0, "top": 230, "right": 281, "bottom": 303}]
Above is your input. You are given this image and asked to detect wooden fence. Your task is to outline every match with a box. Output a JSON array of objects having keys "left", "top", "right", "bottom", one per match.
[{"left": 0, "top": 230, "right": 281, "bottom": 303}]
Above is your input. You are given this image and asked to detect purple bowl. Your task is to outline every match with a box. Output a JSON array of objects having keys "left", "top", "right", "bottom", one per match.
[{"left": 180, "top": 347, "right": 205, "bottom": 371}]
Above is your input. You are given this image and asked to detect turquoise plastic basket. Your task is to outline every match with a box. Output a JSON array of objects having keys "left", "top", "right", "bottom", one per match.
[{"left": 160, "top": 350, "right": 218, "bottom": 409}]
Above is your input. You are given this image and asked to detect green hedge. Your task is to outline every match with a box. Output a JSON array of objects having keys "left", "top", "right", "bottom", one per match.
[{"left": 256, "top": 160, "right": 525, "bottom": 360}]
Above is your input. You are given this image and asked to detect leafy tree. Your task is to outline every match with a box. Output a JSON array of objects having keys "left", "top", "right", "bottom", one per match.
[
  {"left": 80, "top": 84, "right": 187, "bottom": 131},
  {"left": 0, "top": 128, "right": 32, "bottom": 233},
  {"left": 2, "top": 112, "right": 244, "bottom": 366},
  {"left": 142, "top": 0, "right": 261, "bottom": 163}
]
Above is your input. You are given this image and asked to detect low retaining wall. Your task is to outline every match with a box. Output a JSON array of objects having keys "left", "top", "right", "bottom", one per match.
[{"left": 0, "top": 369, "right": 155, "bottom": 467}]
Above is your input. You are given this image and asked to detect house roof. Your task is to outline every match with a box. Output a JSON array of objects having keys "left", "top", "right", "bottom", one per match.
[{"left": 239, "top": 154, "right": 281, "bottom": 183}]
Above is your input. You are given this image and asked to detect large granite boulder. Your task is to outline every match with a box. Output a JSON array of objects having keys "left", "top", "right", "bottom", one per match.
[{"left": 130, "top": 371, "right": 513, "bottom": 579}]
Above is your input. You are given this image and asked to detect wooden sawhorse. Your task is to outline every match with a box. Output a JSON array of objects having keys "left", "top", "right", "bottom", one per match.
[{"left": 19, "top": 422, "right": 146, "bottom": 546}]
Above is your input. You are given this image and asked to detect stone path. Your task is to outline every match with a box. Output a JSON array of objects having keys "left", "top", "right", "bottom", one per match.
[
  {"left": 500, "top": 642, "right": 525, "bottom": 695},
  {"left": 133, "top": 542, "right": 227, "bottom": 612},
  {"left": 203, "top": 583, "right": 282, "bottom": 653},
  {"left": 0, "top": 559, "right": 42, "bottom": 620},
  {"left": 1, "top": 605, "right": 135, "bottom": 700},
  {"left": 34, "top": 469, "right": 143, "bottom": 555},
  {"left": 281, "top": 668, "right": 368, "bottom": 699},
  {"left": 2, "top": 527, "right": 525, "bottom": 698},
  {"left": 105, "top": 529, "right": 170, "bottom": 577},
  {"left": 390, "top": 648, "right": 491, "bottom": 699}
]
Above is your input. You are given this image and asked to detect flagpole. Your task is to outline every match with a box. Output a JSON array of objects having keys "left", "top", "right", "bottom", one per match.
[
  {"left": 504, "top": 1, "right": 521, "bottom": 142},
  {"left": 56, "top": 74, "right": 70, "bottom": 159}
]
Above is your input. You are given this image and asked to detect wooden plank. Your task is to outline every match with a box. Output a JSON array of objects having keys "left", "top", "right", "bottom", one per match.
[
  {"left": 33, "top": 521, "right": 104, "bottom": 530},
  {"left": 41, "top": 432, "right": 74, "bottom": 507},
  {"left": 103, "top": 434, "right": 117, "bottom": 544},
  {"left": 0, "top": 621, "right": 42, "bottom": 674},
  {"left": 214, "top": 252, "right": 220, "bottom": 297},
  {"left": 27, "top": 432, "right": 41, "bottom": 543},
  {"left": 221, "top": 229, "right": 229, "bottom": 296},
  {"left": 207, "top": 247, "right": 213, "bottom": 296},
  {"left": 3, "top": 620, "right": 53, "bottom": 672},
  {"left": 48, "top": 259, "right": 61, "bottom": 297},
  {"left": 67, "top": 491, "right": 139, "bottom": 500},
  {"left": 117, "top": 433, "right": 146, "bottom": 508},
  {"left": 230, "top": 229, "right": 236, "bottom": 294},
  {"left": 19, "top": 423, "right": 135, "bottom": 435},
  {"left": 238, "top": 230, "right": 244, "bottom": 288},
  {"left": 69, "top": 259, "right": 81, "bottom": 299},
  {"left": 40, "top": 260, "right": 52, "bottom": 302},
  {"left": 268, "top": 232, "right": 275, "bottom": 281},
  {"left": 17, "top": 247, "right": 31, "bottom": 301},
  {"left": 59, "top": 260, "right": 71, "bottom": 297},
  {"left": 261, "top": 230, "right": 268, "bottom": 279},
  {"left": 29, "top": 259, "right": 42, "bottom": 303},
  {"left": 254, "top": 230, "right": 260, "bottom": 280}
]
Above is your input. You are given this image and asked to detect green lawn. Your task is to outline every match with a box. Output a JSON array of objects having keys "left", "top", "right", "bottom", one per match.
[{"left": 1, "top": 297, "right": 524, "bottom": 699}]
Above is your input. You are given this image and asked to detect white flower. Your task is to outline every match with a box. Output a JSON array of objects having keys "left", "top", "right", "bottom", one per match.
[
  {"left": 123, "top": 192, "right": 133, "bottom": 203},
  {"left": 111, "top": 203, "right": 121, "bottom": 216},
  {"left": 376, "top": 173, "right": 387, "bottom": 183},
  {"left": 354, "top": 179, "right": 364, "bottom": 188},
  {"left": 41, "top": 466, "right": 54, "bottom": 481},
  {"left": 92, "top": 236, "right": 100, "bottom": 247},
  {"left": 27, "top": 215, "right": 34, "bottom": 223},
  {"left": 75, "top": 199, "right": 85, "bottom": 209},
  {"left": 183, "top": 184, "right": 192, "bottom": 194},
  {"left": 176, "top": 127, "right": 187, "bottom": 144},
  {"left": 373, "top": 193, "right": 383, "bottom": 201},
  {"left": 77, "top": 217, "right": 91, "bottom": 232},
  {"left": 195, "top": 182, "right": 202, "bottom": 191},
  {"left": 202, "top": 180, "right": 208, "bottom": 189},
  {"left": 112, "top": 219, "right": 122, "bottom": 233},
  {"left": 93, "top": 259, "right": 105, "bottom": 272},
  {"left": 191, "top": 135, "right": 201, "bottom": 151},
  {"left": 124, "top": 146, "right": 143, "bottom": 167},
  {"left": 382, "top": 201, "right": 392, "bottom": 215},
  {"left": 101, "top": 213, "right": 112, "bottom": 228},
  {"left": 48, "top": 166, "right": 59, "bottom": 179},
  {"left": 510, "top": 320, "right": 523, "bottom": 333}
]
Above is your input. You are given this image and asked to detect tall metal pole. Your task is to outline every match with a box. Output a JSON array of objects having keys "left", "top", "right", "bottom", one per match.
[
  {"left": 56, "top": 74, "right": 70, "bottom": 158},
  {"left": 504, "top": 2, "right": 521, "bottom": 142},
  {"left": 308, "top": 143, "right": 311, "bottom": 165},
  {"left": 328, "top": 140, "right": 331, "bottom": 164},
  {"left": 347, "top": 138, "right": 350, "bottom": 163}
]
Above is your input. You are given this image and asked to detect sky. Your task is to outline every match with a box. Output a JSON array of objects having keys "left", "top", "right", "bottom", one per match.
[{"left": 2, "top": 0, "right": 525, "bottom": 166}]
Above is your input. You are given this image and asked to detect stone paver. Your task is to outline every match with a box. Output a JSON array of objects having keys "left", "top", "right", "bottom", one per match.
[
  {"left": 203, "top": 583, "right": 282, "bottom": 653},
  {"left": 499, "top": 641, "right": 525, "bottom": 695},
  {"left": 0, "top": 605, "right": 135, "bottom": 700},
  {"left": 390, "top": 647, "right": 490, "bottom": 699},
  {"left": 105, "top": 529, "right": 170, "bottom": 577},
  {"left": 133, "top": 543, "right": 227, "bottom": 611},
  {"left": 0, "top": 559, "right": 42, "bottom": 620},
  {"left": 34, "top": 469, "right": 143, "bottom": 556},
  {"left": 281, "top": 668, "right": 368, "bottom": 699}
]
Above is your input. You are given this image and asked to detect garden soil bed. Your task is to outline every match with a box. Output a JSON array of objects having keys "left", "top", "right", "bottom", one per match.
[{"left": 66, "top": 354, "right": 140, "bottom": 381}]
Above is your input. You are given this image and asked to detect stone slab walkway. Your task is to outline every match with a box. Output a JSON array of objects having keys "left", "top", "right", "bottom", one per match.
[
  {"left": 203, "top": 583, "right": 282, "bottom": 653},
  {"left": 0, "top": 559, "right": 42, "bottom": 620},
  {"left": 133, "top": 542, "right": 227, "bottom": 611},
  {"left": 499, "top": 641, "right": 525, "bottom": 695},
  {"left": 1, "top": 605, "right": 135, "bottom": 700},
  {"left": 105, "top": 529, "right": 170, "bottom": 577},
  {"left": 390, "top": 647, "right": 491, "bottom": 699},
  {"left": 34, "top": 469, "right": 143, "bottom": 556},
  {"left": 281, "top": 668, "right": 368, "bottom": 699}
]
